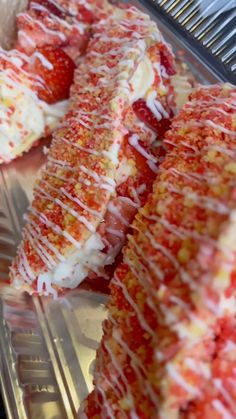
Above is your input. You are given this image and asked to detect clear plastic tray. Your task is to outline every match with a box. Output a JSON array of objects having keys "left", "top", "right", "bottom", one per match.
[{"left": 0, "top": 2, "right": 220, "bottom": 418}]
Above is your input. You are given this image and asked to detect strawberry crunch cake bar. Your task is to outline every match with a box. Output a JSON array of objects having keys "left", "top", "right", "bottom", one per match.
[
  {"left": 0, "top": 45, "right": 74, "bottom": 163},
  {"left": 16, "top": 0, "right": 112, "bottom": 60},
  {"left": 10, "top": 5, "right": 177, "bottom": 296},
  {"left": 0, "top": 0, "right": 191, "bottom": 164},
  {"left": 0, "top": 0, "right": 113, "bottom": 164},
  {"left": 0, "top": 0, "right": 81, "bottom": 163},
  {"left": 81, "top": 84, "right": 236, "bottom": 418}
]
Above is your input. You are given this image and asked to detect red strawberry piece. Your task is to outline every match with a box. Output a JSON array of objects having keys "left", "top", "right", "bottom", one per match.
[
  {"left": 98, "top": 197, "right": 137, "bottom": 248},
  {"left": 30, "top": 0, "right": 66, "bottom": 19},
  {"left": 31, "top": 45, "right": 75, "bottom": 103},
  {"left": 77, "top": 5, "right": 94, "bottom": 24},
  {"left": 123, "top": 134, "right": 157, "bottom": 179},
  {"left": 116, "top": 133, "right": 159, "bottom": 206},
  {"left": 132, "top": 99, "right": 172, "bottom": 137},
  {"left": 160, "top": 49, "right": 176, "bottom": 76}
]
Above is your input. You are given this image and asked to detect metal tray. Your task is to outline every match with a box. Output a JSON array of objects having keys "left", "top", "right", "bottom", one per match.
[
  {"left": 0, "top": 2, "right": 221, "bottom": 418},
  {"left": 0, "top": 285, "right": 107, "bottom": 419},
  {"left": 137, "top": 0, "right": 236, "bottom": 84}
]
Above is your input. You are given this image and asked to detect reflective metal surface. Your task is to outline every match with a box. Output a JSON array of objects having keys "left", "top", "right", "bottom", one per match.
[
  {"left": 138, "top": 0, "right": 236, "bottom": 83},
  {"left": 0, "top": 140, "right": 108, "bottom": 416},
  {"left": 0, "top": 284, "right": 107, "bottom": 419}
]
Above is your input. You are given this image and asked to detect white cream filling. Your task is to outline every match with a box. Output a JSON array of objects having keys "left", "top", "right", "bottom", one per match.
[
  {"left": 38, "top": 233, "right": 106, "bottom": 291},
  {"left": 171, "top": 74, "right": 193, "bottom": 110},
  {"left": 129, "top": 55, "right": 155, "bottom": 103},
  {"left": 213, "top": 209, "right": 236, "bottom": 316},
  {"left": 115, "top": 156, "right": 134, "bottom": 186},
  {"left": 102, "top": 142, "right": 120, "bottom": 165},
  {"left": 0, "top": 72, "right": 68, "bottom": 162}
]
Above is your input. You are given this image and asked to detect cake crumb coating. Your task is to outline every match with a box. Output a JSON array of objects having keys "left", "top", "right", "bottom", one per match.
[{"left": 81, "top": 84, "right": 236, "bottom": 419}]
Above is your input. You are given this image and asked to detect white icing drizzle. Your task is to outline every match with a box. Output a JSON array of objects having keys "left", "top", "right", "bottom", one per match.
[
  {"left": 144, "top": 212, "right": 216, "bottom": 248},
  {"left": 28, "top": 217, "right": 65, "bottom": 262},
  {"left": 129, "top": 226, "right": 165, "bottom": 281},
  {"left": 79, "top": 165, "right": 116, "bottom": 191},
  {"left": 31, "top": 0, "right": 65, "bottom": 15},
  {"left": 0, "top": 48, "right": 68, "bottom": 162},
  {"left": 123, "top": 250, "right": 160, "bottom": 317},
  {"left": 97, "top": 386, "right": 117, "bottom": 419},
  {"left": 205, "top": 144, "right": 236, "bottom": 158},
  {"left": 168, "top": 167, "right": 220, "bottom": 186},
  {"left": 104, "top": 340, "right": 132, "bottom": 396},
  {"left": 101, "top": 370, "right": 125, "bottom": 399},
  {"left": 112, "top": 327, "right": 160, "bottom": 410},
  {"left": 25, "top": 226, "right": 55, "bottom": 270},
  {"left": 107, "top": 201, "right": 129, "bottom": 227},
  {"left": 129, "top": 186, "right": 142, "bottom": 207},
  {"left": 21, "top": 247, "right": 35, "bottom": 280},
  {"left": 18, "top": 30, "right": 36, "bottom": 48},
  {"left": 210, "top": 106, "right": 232, "bottom": 116},
  {"left": 60, "top": 136, "right": 101, "bottom": 156},
  {"left": 184, "top": 357, "right": 210, "bottom": 379},
  {"left": 113, "top": 273, "right": 156, "bottom": 339},
  {"left": 146, "top": 91, "right": 162, "bottom": 121},
  {"left": 47, "top": 156, "right": 77, "bottom": 171},
  {"left": 46, "top": 159, "right": 114, "bottom": 192},
  {"left": 17, "top": 256, "right": 32, "bottom": 284},
  {"left": 32, "top": 51, "right": 53, "bottom": 70},
  {"left": 214, "top": 379, "right": 236, "bottom": 415},
  {"left": 168, "top": 184, "right": 230, "bottom": 215},
  {"left": 212, "top": 399, "right": 234, "bottom": 419},
  {"left": 19, "top": 13, "right": 67, "bottom": 42},
  {"left": 35, "top": 185, "right": 96, "bottom": 233},
  {"left": 205, "top": 120, "right": 236, "bottom": 136},
  {"left": 31, "top": 207, "right": 81, "bottom": 248},
  {"left": 222, "top": 340, "right": 236, "bottom": 353},
  {"left": 44, "top": 169, "right": 71, "bottom": 184},
  {"left": 145, "top": 230, "right": 196, "bottom": 289},
  {"left": 166, "top": 364, "right": 201, "bottom": 396},
  {"left": 129, "top": 134, "right": 157, "bottom": 166},
  {"left": 60, "top": 187, "right": 101, "bottom": 217}
]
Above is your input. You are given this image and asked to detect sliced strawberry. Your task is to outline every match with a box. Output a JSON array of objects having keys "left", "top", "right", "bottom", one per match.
[
  {"left": 123, "top": 134, "right": 156, "bottom": 179},
  {"left": 77, "top": 5, "right": 94, "bottom": 24},
  {"left": 30, "top": 0, "right": 66, "bottom": 19},
  {"left": 30, "top": 45, "right": 75, "bottom": 103},
  {"left": 98, "top": 197, "right": 137, "bottom": 249},
  {"left": 116, "top": 133, "right": 160, "bottom": 207},
  {"left": 132, "top": 99, "right": 172, "bottom": 137},
  {"left": 160, "top": 49, "right": 176, "bottom": 76}
]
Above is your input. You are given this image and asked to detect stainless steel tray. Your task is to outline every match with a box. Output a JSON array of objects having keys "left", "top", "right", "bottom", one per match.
[
  {"left": 0, "top": 285, "right": 107, "bottom": 419},
  {"left": 138, "top": 0, "right": 236, "bottom": 84},
  {"left": 0, "top": 2, "right": 221, "bottom": 418}
]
